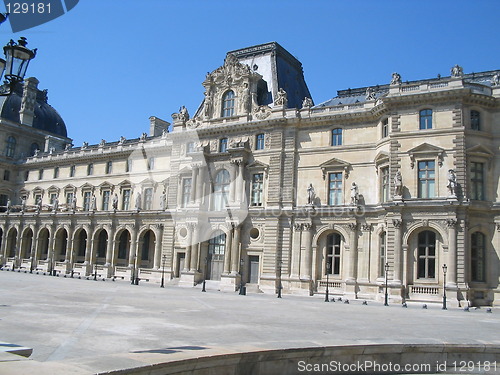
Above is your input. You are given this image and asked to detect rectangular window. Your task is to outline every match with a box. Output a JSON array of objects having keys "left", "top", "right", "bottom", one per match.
[
  {"left": 255, "top": 134, "right": 265, "bottom": 150},
  {"left": 69, "top": 165, "right": 75, "bottom": 177},
  {"left": 251, "top": 173, "right": 264, "bottom": 206},
  {"left": 144, "top": 188, "right": 153, "bottom": 210},
  {"left": 381, "top": 167, "right": 389, "bottom": 203},
  {"left": 0, "top": 194, "right": 7, "bottom": 208},
  {"left": 470, "top": 162, "right": 484, "bottom": 200},
  {"left": 470, "top": 110, "right": 480, "bottom": 131},
  {"left": 50, "top": 193, "right": 57, "bottom": 206},
  {"left": 122, "top": 189, "right": 131, "bottom": 210},
  {"left": 106, "top": 161, "right": 113, "bottom": 174},
  {"left": 35, "top": 194, "right": 42, "bottom": 206},
  {"left": 419, "top": 109, "right": 433, "bottom": 129},
  {"left": 102, "top": 190, "right": 110, "bottom": 211},
  {"left": 87, "top": 163, "right": 93, "bottom": 176},
  {"left": 126, "top": 159, "right": 132, "bottom": 173},
  {"left": 382, "top": 119, "right": 389, "bottom": 138},
  {"left": 83, "top": 191, "right": 91, "bottom": 211},
  {"left": 186, "top": 142, "right": 194, "bottom": 154},
  {"left": 66, "top": 192, "right": 74, "bottom": 206},
  {"left": 3, "top": 169, "right": 10, "bottom": 181},
  {"left": 38, "top": 169, "right": 44, "bottom": 180},
  {"left": 219, "top": 138, "right": 228, "bottom": 153},
  {"left": 471, "top": 232, "right": 485, "bottom": 282},
  {"left": 24, "top": 171, "right": 29, "bottom": 181},
  {"left": 328, "top": 172, "right": 343, "bottom": 205},
  {"left": 148, "top": 157, "right": 155, "bottom": 171},
  {"left": 53, "top": 167, "right": 59, "bottom": 179},
  {"left": 181, "top": 178, "right": 192, "bottom": 207},
  {"left": 331, "top": 128, "right": 342, "bottom": 146},
  {"left": 418, "top": 160, "right": 435, "bottom": 198}
]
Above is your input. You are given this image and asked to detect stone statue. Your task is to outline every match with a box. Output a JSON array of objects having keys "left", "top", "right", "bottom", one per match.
[
  {"left": 302, "top": 97, "right": 313, "bottom": 108},
  {"left": 71, "top": 196, "right": 77, "bottom": 211},
  {"left": 179, "top": 106, "right": 189, "bottom": 122},
  {"left": 36, "top": 197, "right": 42, "bottom": 212},
  {"left": 99, "top": 139, "right": 106, "bottom": 147},
  {"left": 204, "top": 91, "right": 212, "bottom": 118},
  {"left": 52, "top": 197, "right": 59, "bottom": 212},
  {"left": 140, "top": 132, "right": 147, "bottom": 141},
  {"left": 159, "top": 190, "right": 166, "bottom": 210},
  {"left": 274, "top": 88, "right": 288, "bottom": 107},
  {"left": 394, "top": 171, "right": 403, "bottom": 197},
  {"left": 21, "top": 197, "right": 26, "bottom": 212},
  {"left": 391, "top": 72, "right": 402, "bottom": 85},
  {"left": 34, "top": 149, "right": 40, "bottom": 157},
  {"left": 135, "top": 192, "right": 142, "bottom": 211},
  {"left": 350, "top": 182, "right": 359, "bottom": 205},
  {"left": 492, "top": 72, "right": 500, "bottom": 87},
  {"left": 307, "top": 183, "right": 315, "bottom": 205},
  {"left": 90, "top": 195, "right": 97, "bottom": 211},
  {"left": 82, "top": 142, "right": 88, "bottom": 149},
  {"left": 6, "top": 198, "right": 11, "bottom": 212},
  {"left": 447, "top": 169, "right": 457, "bottom": 197},
  {"left": 241, "top": 83, "right": 250, "bottom": 113},
  {"left": 451, "top": 64, "right": 463, "bottom": 78},
  {"left": 64, "top": 143, "right": 72, "bottom": 151},
  {"left": 112, "top": 193, "right": 119, "bottom": 210},
  {"left": 118, "top": 136, "right": 126, "bottom": 145},
  {"left": 365, "top": 87, "right": 376, "bottom": 101}
]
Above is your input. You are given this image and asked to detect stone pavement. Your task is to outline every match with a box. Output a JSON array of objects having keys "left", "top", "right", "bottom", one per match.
[{"left": 0, "top": 271, "right": 499, "bottom": 374}]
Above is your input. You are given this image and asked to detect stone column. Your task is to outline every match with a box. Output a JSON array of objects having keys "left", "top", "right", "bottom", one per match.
[
  {"left": 229, "top": 162, "right": 237, "bottom": 203},
  {"left": 346, "top": 223, "right": 358, "bottom": 282},
  {"left": 190, "top": 166, "right": 198, "bottom": 203},
  {"left": 190, "top": 225, "right": 199, "bottom": 272},
  {"left": 105, "top": 228, "right": 114, "bottom": 266},
  {"left": 301, "top": 223, "right": 313, "bottom": 280},
  {"left": 236, "top": 161, "right": 245, "bottom": 203},
  {"left": 47, "top": 228, "right": 56, "bottom": 273},
  {"left": 15, "top": 228, "right": 22, "bottom": 268},
  {"left": 290, "top": 224, "right": 302, "bottom": 279},
  {"left": 153, "top": 225, "right": 163, "bottom": 269},
  {"left": 196, "top": 166, "right": 205, "bottom": 203},
  {"left": 223, "top": 226, "right": 233, "bottom": 274},
  {"left": 128, "top": 227, "right": 137, "bottom": 268},
  {"left": 231, "top": 225, "right": 241, "bottom": 274},
  {"left": 446, "top": 219, "right": 457, "bottom": 287},
  {"left": 184, "top": 224, "right": 193, "bottom": 272},
  {"left": 0, "top": 227, "right": 7, "bottom": 265},
  {"left": 392, "top": 219, "right": 403, "bottom": 284}
]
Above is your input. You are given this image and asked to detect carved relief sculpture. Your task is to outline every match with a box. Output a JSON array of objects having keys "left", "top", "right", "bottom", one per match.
[{"left": 274, "top": 88, "right": 288, "bottom": 107}]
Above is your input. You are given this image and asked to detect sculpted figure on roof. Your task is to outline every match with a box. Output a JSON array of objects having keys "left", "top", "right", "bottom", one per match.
[
  {"left": 391, "top": 72, "right": 402, "bottom": 85},
  {"left": 451, "top": 64, "right": 463, "bottom": 78}
]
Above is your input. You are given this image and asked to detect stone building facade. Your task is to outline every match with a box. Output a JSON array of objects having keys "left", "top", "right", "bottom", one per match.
[{"left": 1, "top": 42, "right": 500, "bottom": 306}]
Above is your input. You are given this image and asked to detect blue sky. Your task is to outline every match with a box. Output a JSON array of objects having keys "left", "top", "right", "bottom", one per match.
[{"left": 1, "top": 0, "right": 499, "bottom": 146}]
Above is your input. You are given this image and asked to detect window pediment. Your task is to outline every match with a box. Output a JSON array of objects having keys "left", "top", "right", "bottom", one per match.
[
  {"left": 247, "top": 160, "right": 269, "bottom": 178},
  {"left": 466, "top": 144, "right": 494, "bottom": 159},
  {"left": 374, "top": 151, "right": 390, "bottom": 167},
  {"left": 320, "top": 157, "right": 351, "bottom": 179},
  {"left": 408, "top": 143, "right": 444, "bottom": 168}
]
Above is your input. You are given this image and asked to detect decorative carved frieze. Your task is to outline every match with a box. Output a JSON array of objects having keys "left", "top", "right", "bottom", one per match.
[{"left": 392, "top": 219, "right": 402, "bottom": 229}]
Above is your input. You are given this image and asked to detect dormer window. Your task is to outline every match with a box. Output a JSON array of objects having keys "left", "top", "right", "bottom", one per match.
[{"left": 221, "top": 90, "right": 235, "bottom": 117}]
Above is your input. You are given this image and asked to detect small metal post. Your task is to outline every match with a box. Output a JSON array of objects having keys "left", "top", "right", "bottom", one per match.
[
  {"left": 442, "top": 264, "right": 447, "bottom": 310},
  {"left": 384, "top": 262, "right": 389, "bottom": 306},
  {"left": 325, "top": 262, "right": 330, "bottom": 302},
  {"left": 202, "top": 257, "right": 207, "bottom": 292},
  {"left": 239, "top": 258, "right": 244, "bottom": 295},
  {"left": 93, "top": 262, "right": 98, "bottom": 281},
  {"left": 277, "top": 261, "right": 282, "bottom": 299},
  {"left": 160, "top": 254, "right": 166, "bottom": 288}
]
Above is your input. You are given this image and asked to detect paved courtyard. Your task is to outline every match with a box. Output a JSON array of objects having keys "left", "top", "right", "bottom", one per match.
[{"left": 0, "top": 271, "right": 499, "bottom": 374}]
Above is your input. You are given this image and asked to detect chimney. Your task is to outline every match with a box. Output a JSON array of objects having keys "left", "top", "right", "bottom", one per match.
[
  {"left": 149, "top": 116, "right": 170, "bottom": 136},
  {"left": 20, "top": 77, "right": 39, "bottom": 126}
]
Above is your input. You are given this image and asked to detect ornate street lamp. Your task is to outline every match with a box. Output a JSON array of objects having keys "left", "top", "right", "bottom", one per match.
[
  {"left": 0, "top": 37, "right": 36, "bottom": 95},
  {"left": 442, "top": 264, "right": 447, "bottom": 310},
  {"left": 160, "top": 254, "right": 166, "bottom": 288},
  {"left": 384, "top": 262, "right": 389, "bottom": 306},
  {"left": 325, "top": 262, "right": 331, "bottom": 302},
  {"left": 239, "top": 258, "right": 245, "bottom": 295}
]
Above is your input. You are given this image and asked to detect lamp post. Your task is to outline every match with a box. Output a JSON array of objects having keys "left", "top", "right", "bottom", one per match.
[
  {"left": 239, "top": 258, "right": 245, "bottom": 295},
  {"left": 131, "top": 254, "right": 136, "bottom": 285},
  {"left": 384, "top": 262, "right": 389, "bottom": 306},
  {"left": 277, "top": 261, "right": 282, "bottom": 299},
  {"left": 93, "top": 261, "right": 98, "bottom": 281},
  {"left": 202, "top": 257, "right": 207, "bottom": 292},
  {"left": 160, "top": 254, "right": 166, "bottom": 288},
  {"left": 325, "top": 262, "right": 331, "bottom": 302},
  {"left": 442, "top": 264, "right": 447, "bottom": 310},
  {"left": 0, "top": 37, "right": 37, "bottom": 96}
]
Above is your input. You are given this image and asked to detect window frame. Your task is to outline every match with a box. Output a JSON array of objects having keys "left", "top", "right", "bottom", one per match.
[
  {"left": 328, "top": 172, "right": 343, "bottom": 205},
  {"left": 221, "top": 90, "right": 235, "bottom": 118},
  {"left": 326, "top": 233, "right": 342, "bottom": 276},
  {"left": 143, "top": 187, "right": 153, "bottom": 210},
  {"left": 380, "top": 167, "right": 390, "bottom": 203},
  {"left": 331, "top": 128, "right": 342, "bottom": 146},
  {"left": 381, "top": 118, "right": 389, "bottom": 138},
  {"left": 105, "top": 161, "right": 113, "bottom": 175},
  {"left": 251, "top": 173, "right": 264, "bottom": 207},
  {"left": 255, "top": 133, "right": 265, "bottom": 150},
  {"left": 470, "top": 232, "right": 486, "bottom": 282},
  {"left": 417, "top": 230, "right": 436, "bottom": 279},
  {"left": 213, "top": 169, "right": 230, "bottom": 211},
  {"left": 417, "top": 160, "right": 436, "bottom": 198},
  {"left": 181, "top": 178, "right": 192, "bottom": 208},
  {"left": 419, "top": 109, "right": 433, "bottom": 130},
  {"left": 470, "top": 110, "right": 480, "bottom": 131},
  {"left": 102, "top": 190, "right": 111, "bottom": 211},
  {"left": 5, "top": 136, "right": 16, "bottom": 158},
  {"left": 219, "top": 138, "right": 228, "bottom": 153},
  {"left": 87, "top": 163, "right": 94, "bottom": 176},
  {"left": 69, "top": 165, "right": 76, "bottom": 178},
  {"left": 470, "top": 161, "right": 484, "bottom": 200}
]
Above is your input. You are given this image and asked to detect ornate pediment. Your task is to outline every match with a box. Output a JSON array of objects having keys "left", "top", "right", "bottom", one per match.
[
  {"left": 408, "top": 143, "right": 444, "bottom": 168},
  {"left": 319, "top": 157, "right": 351, "bottom": 179},
  {"left": 374, "top": 151, "right": 390, "bottom": 166},
  {"left": 200, "top": 53, "right": 263, "bottom": 121},
  {"left": 466, "top": 144, "right": 494, "bottom": 158}
]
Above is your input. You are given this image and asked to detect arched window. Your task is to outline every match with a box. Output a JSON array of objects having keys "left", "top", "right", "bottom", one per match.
[
  {"left": 30, "top": 142, "right": 40, "bottom": 156},
  {"left": 471, "top": 232, "right": 485, "bottom": 282},
  {"left": 326, "top": 233, "right": 341, "bottom": 275},
  {"left": 213, "top": 169, "right": 230, "bottom": 211},
  {"left": 417, "top": 231, "right": 436, "bottom": 279},
  {"left": 419, "top": 109, "right": 433, "bottom": 129},
  {"left": 221, "top": 90, "right": 235, "bottom": 117},
  {"left": 5, "top": 136, "right": 16, "bottom": 158},
  {"left": 331, "top": 128, "right": 342, "bottom": 146}
]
